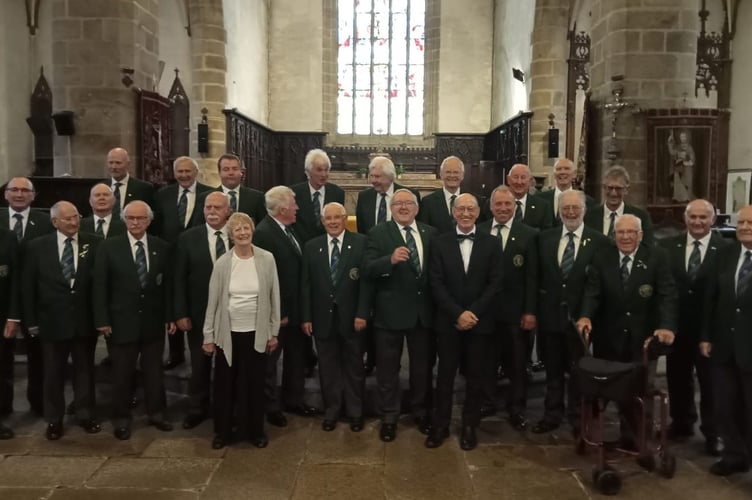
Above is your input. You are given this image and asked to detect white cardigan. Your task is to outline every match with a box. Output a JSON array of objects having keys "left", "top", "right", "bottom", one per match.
[{"left": 203, "top": 246, "right": 280, "bottom": 364}]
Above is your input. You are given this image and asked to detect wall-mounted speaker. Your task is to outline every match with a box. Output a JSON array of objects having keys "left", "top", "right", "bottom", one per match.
[
  {"left": 52, "top": 111, "right": 76, "bottom": 136},
  {"left": 198, "top": 123, "right": 209, "bottom": 153},
  {"left": 547, "top": 128, "right": 559, "bottom": 159}
]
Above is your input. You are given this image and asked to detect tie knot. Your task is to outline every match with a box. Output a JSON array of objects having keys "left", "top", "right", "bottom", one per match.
[
  {"left": 215, "top": 231, "right": 223, "bottom": 237},
  {"left": 313, "top": 191, "right": 320, "bottom": 199},
  {"left": 13, "top": 213, "right": 22, "bottom": 221},
  {"left": 229, "top": 190, "right": 236, "bottom": 196},
  {"left": 380, "top": 193, "right": 387, "bottom": 199},
  {"left": 136, "top": 241, "right": 143, "bottom": 248},
  {"left": 65, "top": 237, "right": 73, "bottom": 244},
  {"left": 114, "top": 182, "right": 122, "bottom": 188},
  {"left": 610, "top": 211, "right": 617, "bottom": 219},
  {"left": 516, "top": 200, "right": 522, "bottom": 207},
  {"left": 403, "top": 225, "right": 412, "bottom": 233},
  {"left": 97, "top": 218, "right": 105, "bottom": 225},
  {"left": 332, "top": 237, "right": 338, "bottom": 245},
  {"left": 746, "top": 250, "right": 752, "bottom": 259},
  {"left": 622, "top": 255, "right": 631, "bottom": 265},
  {"left": 495, "top": 223, "right": 504, "bottom": 231},
  {"left": 693, "top": 240, "right": 701, "bottom": 248},
  {"left": 183, "top": 188, "right": 190, "bottom": 195},
  {"left": 567, "top": 231, "right": 575, "bottom": 240}
]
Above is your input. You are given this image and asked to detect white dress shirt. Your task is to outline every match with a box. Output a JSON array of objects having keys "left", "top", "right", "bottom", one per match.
[
  {"left": 491, "top": 217, "right": 513, "bottom": 250},
  {"left": 56, "top": 231, "right": 79, "bottom": 286},
  {"left": 127, "top": 232, "right": 149, "bottom": 271},
  {"left": 327, "top": 230, "right": 345, "bottom": 262},
  {"left": 553, "top": 186, "right": 572, "bottom": 215},
  {"left": 374, "top": 184, "right": 395, "bottom": 223},
  {"left": 443, "top": 187, "right": 460, "bottom": 214},
  {"left": 684, "top": 232, "right": 712, "bottom": 270},
  {"left": 111, "top": 174, "right": 130, "bottom": 210},
  {"left": 397, "top": 220, "right": 424, "bottom": 271},
  {"left": 557, "top": 224, "right": 584, "bottom": 264},
  {"left": 176, "top": 182, "right": 198, "bottom": 227},
  {"left": 206, "top": 224, "right": 229, "bottom": 263},
  {"left": 7, "top": 207, "right": 30, "bottom": 237},
  {"left": 309, "top": 184, "right": 326, "bottom": 214},
  {"left": 94, "top": 213, "right": 113, "bottom": 237},
  {"left": 456, "top": 225, "right": 475, "bottom": 273},
  {"left": 602, "top": 202, "right": 625, "bottom": 235}
]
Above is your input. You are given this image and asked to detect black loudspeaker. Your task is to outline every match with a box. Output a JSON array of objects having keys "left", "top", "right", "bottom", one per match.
[
  {"left": 52, "top": 111, "right": 76, "bottom": 136},
  {"left": 547, "top": 128, "right": 559, "bottom": 158},
  {"left": 198, "top": 123, "right": 209, "bottom": 153}
]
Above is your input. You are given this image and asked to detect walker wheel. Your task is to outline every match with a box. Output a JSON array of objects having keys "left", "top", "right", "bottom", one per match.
[
  {"left": 658, "top": 452, "right": 676, "bottom": 479},
  {"left": 594, "top": 468, "right": 622, "bottom": 495}
]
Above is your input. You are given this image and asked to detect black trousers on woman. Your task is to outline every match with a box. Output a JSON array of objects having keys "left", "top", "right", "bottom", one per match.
[{"left": 214, "top": 331, "right": 267, "bottom": 441}]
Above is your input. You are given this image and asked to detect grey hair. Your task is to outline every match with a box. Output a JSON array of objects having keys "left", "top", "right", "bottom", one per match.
[
  {"left": 368, "top": 156, "right": 396, "bottom": 181},
  {"left": 49, "top": 201, "right": 79, "bottom": 220},
  {"left": 173, "top": 156, "right": 198, "bottom": 172},
  {"left": 684, "top": 199, "right": 714, "bottom": 216},
  {"left": 439, "top": 156, "right": 465, "bottom": 174},
  {"left": 390, "top": 188, "right": 418, "bottom": 206},
  {"left": 490, "top": 184, "right": 514, "bottom": 200},
  {"left": 616, "top": 213, "right": 642, "bottom": 232},
  {"left": 322, "top": 202, "right": 347, "bottom": 217},
  {"left": 122, "top": 201, "right": 154, "bottom": 221},
  {"left": 265, "top": 185, "right": 296, "bottom": 216},
  {"left": 557, "top": 190, "right": 587, "bottom": 213},
  {"left": 304, "top": 149, "right": 331, "bottom": 174},
  {"left": 603, "top": 165, "right": 630, "bottom": 185}
]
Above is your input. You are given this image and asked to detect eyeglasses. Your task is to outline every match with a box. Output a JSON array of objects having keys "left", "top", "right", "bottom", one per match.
[
  {"left": 6, "top": 187, "right": 33, "bottom": 194},
  {"left": 391, "top": 201, "right": 416, "bottom": 208},
  {"left": 124, "top": 216, "right": 149, "bottom": 222},
  {"left": 615, "top": 229, "right": 640, "bottom": 236},
  {"left": 56, "top": 215, "right": 81, "bottom": 223},
  {"left": 604, "top": 185, "right": 626, "bottom": 193}
]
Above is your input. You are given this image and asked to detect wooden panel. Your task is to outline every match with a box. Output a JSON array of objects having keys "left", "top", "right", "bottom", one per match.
[{"left": 137, "top": 90, "right": 172, "bottom": 186}]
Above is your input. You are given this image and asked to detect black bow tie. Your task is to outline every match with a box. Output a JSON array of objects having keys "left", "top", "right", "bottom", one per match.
[{"left": 457, "top": 233, "right": 475, "bottom": 241}]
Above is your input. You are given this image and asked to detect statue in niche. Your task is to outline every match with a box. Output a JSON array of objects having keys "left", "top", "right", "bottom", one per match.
[{"left": 666, "top": 128, "right": 695, "bottom": 202}]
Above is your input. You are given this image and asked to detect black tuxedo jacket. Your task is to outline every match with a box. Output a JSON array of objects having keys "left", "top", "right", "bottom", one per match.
[
  {"left": 536, "top": 225, "right": 609, "bottom": 332},
  {"left": 429, "top": 230, "right": 503, "bottom": 335},
  {"left": 152, "top": 182, "right": 213, "bottom": 243},
  {"left": 660, "top": 232, "right": 728, "bottom": 343},
  {"left": 0, "top": 208, "right": 54, "bottom": 245},
  {"left": 110, "top": 177, "right": 154, "bottom": 208},
  {"left": 584, "top": 204, "right": 655, "bottom": 244},
  {"left": 581, "top": 243, "right": 677, "bottom": 360},
  {"left": 355, "top": 183, "right": 421, "bottom": 234},
  {"left": 80, "top": 215, "right": 127, "bottom": 239},
  {"left": 93, "top": 234, "right": 172, "bottom": 344},
  {"left": 192, "top": 185, "right": 266, "bottom": 226},
  {"left": 478, "top": 219, "right": 539, "bottom": 323},
  {"left": 290, "top": 181, "right": 346, "bottom": 244},
  {"left": 0, "top": 229, "right": 19, "bottom": 323},
  {"left": 363, "top": 220, "right": 435, "bottom": 330},
  {"left": 173, "top": 225, "right": 217, "bottom": 331},
  {"left": 22, "top": 232, "right": 99, "bottom": 340},
  {"left": 300, "top": 231, "right": 372, "bottom": 339},
  {"left": 418, "top": 189, "right": 455, "bottom": 234},
  {"left": 702, "top": 243, "right": 752, "bottom": 370},
  {"left": 252, "top": 216, "right": 303, "bottom": 325}
]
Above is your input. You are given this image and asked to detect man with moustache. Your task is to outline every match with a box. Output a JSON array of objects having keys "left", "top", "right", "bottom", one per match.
[
  {"left": 478, "top": 186, "right": 539, "bottom": 429},
  {"left": 535, "top": 158, "right": 594, "bottom": 220},
  {"left": 425, "top": 194, "right": 502, "bottom": 450},
  {"left": 106, "top": 147, "right": 154, "bottom": 217},
  {"left": 504, "top": 163, "right": 553, "bottom": 230},
  {"left": 93, "top": 201, "right": 176, "bottom": 440},
  {"left": 153, "top": 156, "right": 213, "bottom": 370},
  {"left": 363, "top": 189, "right": 436, "bottom": 442},
  {"left": 193, "top": 154, "right": 266, "bottom": 226},
  {"left": 660, "top": 199, "right": 726, "bottom": 455},
  {"left": 0, "top": 228, "right": 19, "bottom": 439},
  {"left": 418, "top": 156, "right": 465, "bottom": 234},
  {"left": 301, "top": 202, "right": 371, "bottom": 432},
  {"left": 22, "top": 201, "right": 101, "bottom": 440},
  {"left": 253, "top": 186, "right": 319, "bottom": 427},
  {"left": 2, "top": 177, "right": 54, "bottom": 416},
  {"left": 81, "top": 183, "right": 127, "bottom": 238},
  {"left": 533, "top": 190, "right": 608, "bottom": 435},
  {"left": 700, "top": 205, "right": 752, "bottom": 476},
  {"left": 173, "top": 192, "right": 232, "bottom": 430},
  {"left": 356, "top": 155, "right": 421, "bottom": 235}
]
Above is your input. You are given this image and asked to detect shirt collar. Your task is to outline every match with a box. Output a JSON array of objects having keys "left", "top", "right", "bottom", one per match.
[
  {"left": 560, "top": 223, "right": 584, "bottom": 239},
  {"left": 397, "top": 220, "right": 418, "bottom": 233},
  {"left": 179, "top": 182, "right": 197, "bottom": 194},
  {"left": 10, "top": 207, "right": 30, "bottom": 218},
  {"left": 493, "top": 217, "right": 513, "bottom": 229},
  {"left": 605, "top": 202, "right": 625, "bottom": 216},
  {"left": 619, "top": 250, "right": 637, "bottom": 261},
  {"left": 221, "top": 185, "right": 240, "bottom": 194},
  {"left": 206, "top": 223, "right": 227, "bottom": 236},
  {"left": 127, "top": 232, "right": 147, "bottom": 247},
  {"left": 112, "top": 174, "right": 130, "bottom": 186},
  {"left": 327, "top": 231, "right": 345, "bottom": 244},
  {"left": 57, "top": 231, "right": 77, "bottom": 246},
  {"left": 309, "top": 183, "right": 325, "bottom": 197},
  {"left": 443, "top": 187, "right": 460, "bottom": 199},
  {"left": 687, "top": 231, "right": 712, "bottom": 248},
  {"left": 456, "top": 225, "right": 476, "bottom": 236}
]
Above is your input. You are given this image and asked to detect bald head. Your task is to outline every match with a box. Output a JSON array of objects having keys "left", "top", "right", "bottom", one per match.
[
  {"left": 322, "top": 202, "right": 348, "bottom": 237},
  {"left": 204, "top": 191, "right": 231, "bottom": 230},
  {"left": 51, "top": 201, "right": 80, "bottom": 237},
  {"left": 4, "top": 177, "right": 35, "bottom": 211},
  {"left": 737, "top": 205, "right": 752, "bottom": 249},
  {"left": 507, "top": 164, "right": 532, "bottom": 199},
  {"left": 89, "top": 183, "right": 115, "bottom": 216},
  {"left": 684, "top": 199, "right": 715, "bottom": 239},
  {"left": 107, "top": 147, "right": 131, "bottom": 181},
  {"left": 452, "top": 193, "right": 479, "bottom": 233}
]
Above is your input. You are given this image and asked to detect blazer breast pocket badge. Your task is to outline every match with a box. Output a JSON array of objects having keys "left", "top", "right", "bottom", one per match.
[
  {"left": 513, "top": 254, "right": 524, "bottom": 267},
  {"left": 638, "top": 284, "right": 653, "bottom": 298},
  {"left": 349, "top": 268, "right": 360, "bottom": 280},
  {"left": 0, "top": 265, "right": 7, "bottom": 277}
]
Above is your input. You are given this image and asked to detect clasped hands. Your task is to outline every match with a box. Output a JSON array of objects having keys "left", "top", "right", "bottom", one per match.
[{"left": 455, "top": 310, "right": 478, "bottom": 331}]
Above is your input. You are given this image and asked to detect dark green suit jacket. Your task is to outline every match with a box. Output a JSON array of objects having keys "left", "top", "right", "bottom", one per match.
[
  {"left": 535, "top": 189, "right": 596, "bottom": 218},
  {"left": 417, "top": 189, "right": 455, "bottom": 234},
  {"left": 300, "top": 231, "right": 372, "bottom": 339},
  {"left": 580, "top": 243, "right": 677, "bottom": 360},
  {"left": 252, "top": 216, "right": 303, "bottom": 325},
  {"left": 478, "top": 219, "right": 539, "bottom": 323},
  {"left": 22, "top": 232, "right": 99, "bottom": 341},
  {"left": 152, "top": 182, "right": 213, "bottom": 243},
  {"left": 110, "top": 177, "right": 154, "bottom": 208},
  {"left": 355, "top": 183, "right": 421, "bottom": 234},
  {"left": 702, "top": 243, "right": 752, "bottom": 370},
  {"left": 363, "top": 220, "right": 435, "bottom": 330},
  {"left": 536, "top": 225, "right": 609, "bottom": 333},
  {"left": 173, "top": 225, "right": 217, "bottom": 331},
  {"left": 93, "top": 234, "right": 172, "bottom": 344},
  {"left": 80, "top": 215, "right": 127, "bottom": 238},
  {"left": 0, "top": 208, "right": 54, "bottom": 245},
  {"left": 291, "top": 181, "right": 346, "bottom": 244},
  {"left": 0, "top": 229, "right": 19, "bottom": 323},
  {"left": 192, "top": 186, "right": 266, "bottom": 226},
  {"left": 584, "top": 203, "right": 655, "bottom": 244}
]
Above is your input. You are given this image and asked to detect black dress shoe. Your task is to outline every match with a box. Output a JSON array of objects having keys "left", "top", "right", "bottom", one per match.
[
  {"left": 129, "top": 396, "right": 138, "bottom": 409},
  {"left": 99, "top": 356, "right": 112, "bottom": 367},
  {"left": 364, "top": 362, "right": 375, "bottom": 376},
  {"left": 322, "top": 419, "right": 337, "bottom": 432},
  {"left": 285, "top": 404, "right": 321, "bottom": 417},
  {"left": 79, "top": 419, "right": 101, "bottom": 434},
  {"left": 531, "top": 420, "right": 560, "bottom": 434},
  {"left": 250, "top": 434, "right": 269, "bottom": 448},
  {"left": 0, "top": 424, "right": 13, "bottom": 440},
  {"left": 380, "top": 423, "right": 396, "bottom": 442},
  {"left": 479, "top": 403, "right": 497, "bottom": 419},
  {"left": 414, "top": 415, "right": 431, "bottom": 435},
  {"left": 149, "top": 419, "right": 174, "bottom": 432},
  {"left": 183, "top": 413, "right": 207, "bottom": 430},
  {"left": 266, "top": 411, "right": 288, "bottom": 427},
  {"left": 460, "top": 425, "right": 477, "bottom": 451},
  {"left": 114, "top": 427, "right": 131, "bottom": 440},
  {"left": 710, "top": 459, "right": 749, "bottom": 476},
  {"left": 424, "top": 427, "right": 449, "bottom": 449},
  {"left": 705, "top": 436, "right": 723, "bottom": 457},
  {"left": 162, "top": 358, "right": 185, "bottom": 370},
  {"left": 45, "top": 422, "right": 63, "bottom": 441},
  {"left": 212, "top": 435, "right": 227, "bottom": 449},
  {"left": 350, "top": 417, "right": 364, "bottom": 432},
  {"left": 509, "top": 413, "right": 528, "bottom": 431}
]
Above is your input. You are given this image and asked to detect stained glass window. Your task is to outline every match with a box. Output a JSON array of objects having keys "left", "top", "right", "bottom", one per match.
[{"left": 337, "top": 0, "right": 425, "bottom": 136}]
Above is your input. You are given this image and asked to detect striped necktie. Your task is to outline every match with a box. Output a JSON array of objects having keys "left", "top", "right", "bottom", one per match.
[
  {"left": 61, "top": 237, "right": 75, "bottom": 284},
  {"left": 135, "top": 241, "right": 148, "bottom": 288},
  {"left": 330, "top": 237, "right": 340, "bottom": 283},
  {"left": 560, "top": 232, "right": 575, "bottom": 279}
]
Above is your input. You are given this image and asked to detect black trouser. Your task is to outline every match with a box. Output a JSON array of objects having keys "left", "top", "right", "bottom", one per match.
[
  {"left": 499, "top": 322, "right": 531, "bottom": 415},
  {"left": 41, "top": 336, "right": 97, "bottom": 424},
  {"left": 713, "top": 363, "right": 752, "bottom": 466},
  {"left": 315, "top": 309, "right": 365, "bottom": 420},
  {"left": 0, "top": 337, "right": 14, "bottom": 417},
  {"left": 25, "top": 336, "right": 44, "bottom": 413},
  {"left": 167, "top": 330, "right": 186, "bottom": 363},
  {"left": 214, "top": 331, "right": 266, "bottom": 440},
  {"left": 541, "top": 328, "right": 582, "bottom": 426},
  {"left": 265, "top": 324, "right": 307, "bottom": 411},
  {"left": 433, "top": 331, "right": 495, "bottom": 430},
  {"left": 666, "top": 334, "right": 715, "bottom": 437},
  {"left": 110, "top": 338, "right": 166, "bottom": 428},
  {"left": 186, "top": 328, "right": 212, "bottom": 416},
  {"left": 374, "top": 326, "right": 431, "bottom": 424}
]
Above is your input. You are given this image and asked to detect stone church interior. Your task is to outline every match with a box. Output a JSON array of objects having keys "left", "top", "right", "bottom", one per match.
[{"left": 0, "top": 0, "right": 751, "bottom": 498}]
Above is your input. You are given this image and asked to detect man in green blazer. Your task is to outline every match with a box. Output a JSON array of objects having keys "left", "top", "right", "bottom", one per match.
[
  {"left": 534, "top": 158, "right": 595, "bottom": 221},
  {"left": 0, "top": 228, "right": 19, "bottom": 439},
  {"left": 93, "top": 201, "right": 176, "bottom": 440},
  {"left": 418, "top": 156, "right": 464, "bottom": 234},
  {"left": 301, "top": 202, "right": 372, "bottom": 432},
  {"left": 356, "top": 156, "right": 421, "bottom": 235},
  {"left": 80, "top": 183, "right": 127, "bottom": 238},
  {"left": 23, "top": 201, "right": 101, "bottom": 440},
  {"left": 363, "top": 188, "right": 436, "bottom": 442},
  {"left": 700, "top": 205, "right": 752, "bottom": 476},
  {"left": 106, "top": 147, "right": 154, "bottom": 217},
  {"left": 506, "top": 164, "right": 554, "bottom": 230},
  {"left": 584, "top": 165, "right": 654, "bottom": 244},
  {"left": 173, "top": 192, "right": 232, "bottom": 429}
]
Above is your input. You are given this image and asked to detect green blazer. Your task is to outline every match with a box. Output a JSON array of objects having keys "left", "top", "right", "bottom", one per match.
[
  {"left": 80, "top": 215, "right": 126, "bottom": 238},
  {"left": 192, "top": 186, "right": 266, "bottom": 227},
  {"left": 93, "top": 234, "right": 172, "bottom": 344},
  {"left": 0, "top": 208, "right": 54, "bottom": 245},
  {"left": 417, "top": 189, "right": 455, "bottom": 234},
  {"left": 22, "top": 232, "right": 99, "bottom": 341},
  {"left": 0, "top": 229, "right": 19, "bottom": 323},
  {"left": 580, "top": 243, "right": 677, "bottom": 360},
  {"left": 110, "top": 177, "right": 155, "bottom": 208},
  {"left": 152, "top": 182, "right": 213, "bottom": 243},
  {"left": 290, "top": 181, "right": 346, "bottom": 244},
  {"left": 363, "top": 220, "right": 435, "bottom": 330},
  {"left": 535, "top": 189, "right": 596, "bottom": 219},
  {"left": 584, "top": 203, "right": 655, "bottom": 244},
  {"left": 355, "top": 184, "right": 421, "bottom": 234},
  {"left": 173, "top": 225, "right": 216, "bottom": 331},
  {"left": 300, "top": 231, "right": 373, "bottom": 339}
]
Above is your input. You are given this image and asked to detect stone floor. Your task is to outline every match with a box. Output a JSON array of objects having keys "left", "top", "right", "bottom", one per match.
[{"left": 0, "top": 343, "right": 751, "bottom": 500}]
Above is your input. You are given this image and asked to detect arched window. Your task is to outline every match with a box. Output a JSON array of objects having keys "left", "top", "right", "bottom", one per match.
[{"left": 337, "top": 0, "right": 425, "bottom": 136}]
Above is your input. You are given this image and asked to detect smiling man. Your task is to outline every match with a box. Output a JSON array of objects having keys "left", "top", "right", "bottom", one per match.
[{"left": 418, "top": 156, "right": 465, "bottom": 234}]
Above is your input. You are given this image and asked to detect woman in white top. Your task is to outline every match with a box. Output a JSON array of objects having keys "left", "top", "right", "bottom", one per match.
[{"left": 203, "top": 212, "right": 280, "bottom": 449}]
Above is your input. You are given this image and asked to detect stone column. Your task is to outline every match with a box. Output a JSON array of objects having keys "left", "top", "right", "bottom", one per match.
[
  {"left": 189, "top": 0, "right": 227, "bottom": 187},
  {"left": 527, "top": 0, "right": 569, "bottom": 173},
  {"left": 589, "top": 0, "right": 698, "bottom": 205},
  {"left": 50, "top": 0, "right": 159, "bottom": 177}
]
